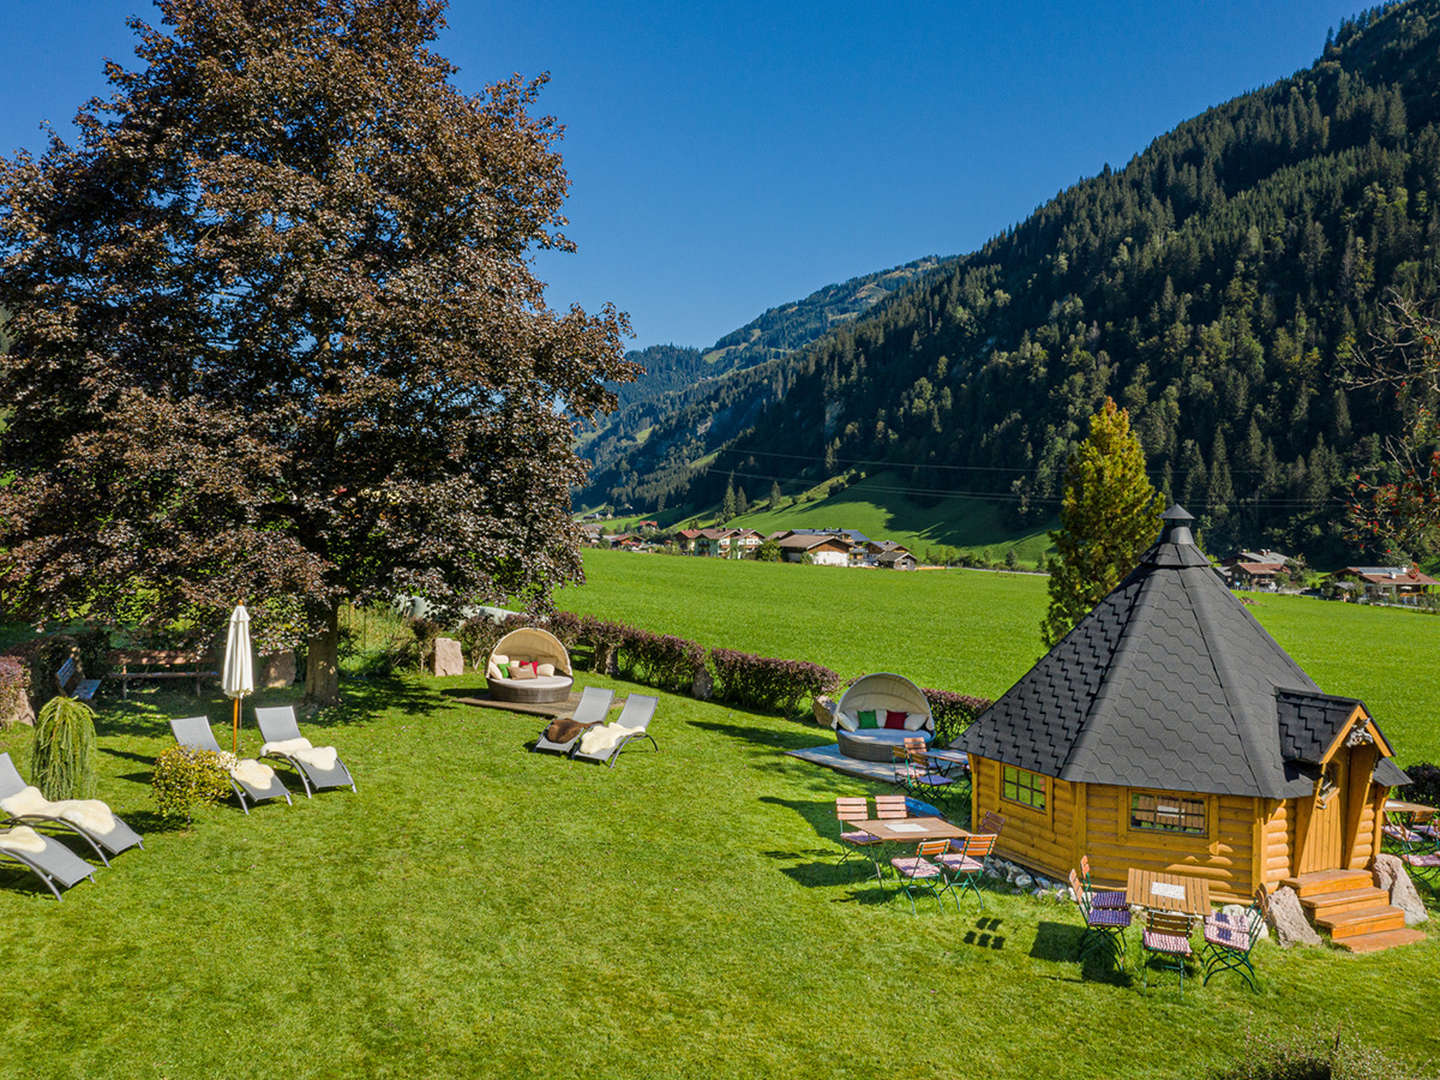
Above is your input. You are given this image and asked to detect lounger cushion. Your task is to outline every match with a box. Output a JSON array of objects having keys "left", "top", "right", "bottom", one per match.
[
  {"left": 538, "top": 662, "right": 555, "bottom": 677},
  {"left": 1, "top": 786, "right": 120, "bottom": 837},
  {"left": 578, "top": 722, "right": 642, "bottom": 757},
  {"left": 486, "top": 660, "right": 502, "bottom": 679},
  {"left": 856, "top": 709, "right": 879, "bottom": 729},
  {"left": 904, "top": 712, "right": 930, "bottom": 731},
  {"left": 510, "top": 664, "right": 535, "bottom": 680},
  {"left": 884, "top": 710, "right": 907, "bottom": 730},
  {"left": 231, "top": 759, "right": 278, "bottom": 787},
  {"left": 0, "top": 825, "right": 48, "bottom": 854},
  {"left": 834, "top": 711, "right": 858, "bottom": 732}
]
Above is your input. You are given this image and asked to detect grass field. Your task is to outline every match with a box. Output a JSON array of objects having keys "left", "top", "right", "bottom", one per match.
[
  {"left": 0, "top": 672, "right": 1432, "bottom": 1079},
  {"left": 560, "top": 548, "right": 1440, "bottom": 764}
]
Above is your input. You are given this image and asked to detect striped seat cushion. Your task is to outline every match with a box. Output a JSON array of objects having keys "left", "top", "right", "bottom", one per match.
[
  {"left": 1091, "top": 888, "right": 1127, "bottom": 908},
  {"left": 914, "top": 773, "right": 953, "bottom": 786},
  {"left": 890, "top": 856, "right": 943, "bottom": 878},
  {"left": 936, "top": 854, "right": 984, "bottom": 873},
  {"left": 1203, "top": 922, "right": 1252, "bottom": 950},
  {"left": 1087, "top": 907, "right": 1131, "bottom": 928},
  {"left": 1384, "top": 823, "right": 1424, "bottom": 844},
  {"left": 1142, "top": 930, "right": 1192, "bottom": 954},
  {"left": 1403, "top": 852, "right": 1440, "bottom": 868},
  {"left": 840, "top": 831, "right": 878, "bottom": 845}
]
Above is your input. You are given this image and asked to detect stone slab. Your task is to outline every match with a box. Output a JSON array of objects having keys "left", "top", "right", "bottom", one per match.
[{"left": 433, "top": 637, "right": 465, "bottom": 677}]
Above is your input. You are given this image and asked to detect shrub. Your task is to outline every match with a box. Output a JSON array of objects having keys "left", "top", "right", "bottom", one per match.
[
  {"left": 923, "top": 688, "right": 993, "bottom": 746},
  {"left": 31, "top": 695, "right": 98, "bottom": 800},
  {"left": 1399, "top": 761, "right": 1440, "bottom": 807},
  {"left": 151, "top": 746, "right": 235, "bottom": 823},
  {"left": 708, "top": 649, "right": 840, "bottom": 714},
  {"left": 615, "top": 629, "right": 706, "bottom": 692},
  {"left": 1208, "top": 1025, "right": 1412, "bottom": 1080}
]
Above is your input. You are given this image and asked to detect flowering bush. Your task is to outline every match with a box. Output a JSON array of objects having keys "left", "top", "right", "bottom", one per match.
[
  {"left": 152, "top": 746, "right": 234, "bottom": 822},
  {"left": 923, "top": 689, "right": 993, "bottom": 745},
  {"left": 709, "top": 649, "right": 840, "bottom": 714}
]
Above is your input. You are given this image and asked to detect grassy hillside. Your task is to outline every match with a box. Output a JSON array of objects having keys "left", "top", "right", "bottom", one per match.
[
  {"left": 727, "top": 472, "right": 1054, "bottom": 562},
  {"left": 562, "top": 547, "right": 1440, "bottom": 763}
]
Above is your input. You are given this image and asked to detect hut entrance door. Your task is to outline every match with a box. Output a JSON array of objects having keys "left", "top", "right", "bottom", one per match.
[{"left": 1295, "top": 752, "right": 1349, "bottom": 875}]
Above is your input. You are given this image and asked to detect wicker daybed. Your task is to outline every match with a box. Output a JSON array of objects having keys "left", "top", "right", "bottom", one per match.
[
  {"left": 831, "top": 672, "right": 933, "bottom": 762},
  {"left": 485, "top": 627, "right": 574, "bottom": 704}
]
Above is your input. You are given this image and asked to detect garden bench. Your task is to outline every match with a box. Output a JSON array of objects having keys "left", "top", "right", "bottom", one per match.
[
  {"left": 55, "top": 655, "right": 101, "bottom": 702},
  {"left": 107, "top": 649, "right": 218, "bottom": 699}
]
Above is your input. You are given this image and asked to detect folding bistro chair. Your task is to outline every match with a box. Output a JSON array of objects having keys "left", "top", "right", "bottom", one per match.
[
  {"left": 1068, "top": 869, "right": 1130, "bottom": 969},
  {"left": 890, "top": 839, "right": 955, "bottom": 914},
  {"left": 1201, "top": 886, "right": 1266, "bottom": 991},
  {"left": 834, "top": 797, "right": 877, "bottom": 867},
  {"left": 936, "top": 832, "right": 995, "bottom": 909},
  {"left": 1080, "top": 855, "right": 1128, "bottom": 909},
  {"left": 1141, "top": 908, "right": 1194, "bottom": 991}
]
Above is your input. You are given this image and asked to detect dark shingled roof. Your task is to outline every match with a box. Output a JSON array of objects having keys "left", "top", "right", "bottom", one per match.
[{"left": 955, "top": 506, "right": 1409, "bottom": 799}]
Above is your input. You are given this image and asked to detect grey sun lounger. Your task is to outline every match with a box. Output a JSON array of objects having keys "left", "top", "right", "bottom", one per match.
[
  {"left": 0, "top": 752, "right": 143, "bottom": 866},
  {"left": 170, "top": 716, "right": 293, "bottom": 814},
  {"left": 571, "top": 694, "right": 659, "bottom": 768},
  {"left": 531, "top": 686, "right": 615, "bottom": 755},
  {"left": 0, "top": 827, "right": 98, "bottom": 900},
  {"left": 254, "top": 706, "right": 356, "bottom": 797}
]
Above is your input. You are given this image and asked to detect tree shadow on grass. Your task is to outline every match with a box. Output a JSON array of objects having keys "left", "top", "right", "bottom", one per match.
[{"left": 686, "top": 719, "right": 824, "bottom": 752}]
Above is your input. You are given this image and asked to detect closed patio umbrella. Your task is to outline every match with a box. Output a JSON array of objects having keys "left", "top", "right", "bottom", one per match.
[{"left": 222, "top": 603, "right": 255, "bottom": 755}]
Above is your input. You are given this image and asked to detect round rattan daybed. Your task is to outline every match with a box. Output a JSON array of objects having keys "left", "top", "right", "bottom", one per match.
[
  {"left": 832, "top": 672, "right": 933, "bottom": 762},
  {"left": 485, "top": 627, "right": 574, "bottom": 704}
]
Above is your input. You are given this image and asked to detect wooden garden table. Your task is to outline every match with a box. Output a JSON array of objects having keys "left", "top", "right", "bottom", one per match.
[
  {"left": 1126, "top": 868, "right": 1211, "bottom": 918},
  {"left": 855, "top": 817, "right": 968, "bottom": 843},
  {"left": 1384, "top": 799, "right": 1437, "bottom": 823}
]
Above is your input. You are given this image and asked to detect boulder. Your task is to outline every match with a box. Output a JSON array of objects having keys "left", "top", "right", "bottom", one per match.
[
  {"left": 692, "top": 666, "right": 714, "bottom": 702},
  {"left": 0, "top": 681, "right": 34, "bottom": 728},
  {"left": 1014, "top": 873, "right": 1033, "bottom": 890},
  {"left": 811, "top": 695, "right": 835, "bottom": 728},
  {"left": 1267, "top": 886, "right": 1321, "bottom": 947},
  {"left": 432, "top": 637, "right": 464, "bottom": 677},
  {"left": 1373, "top": 854, "right": 1429, "bottom": 927},
  {"left": 1218, "top": 903, "right": 1268, "bottom": 940}
]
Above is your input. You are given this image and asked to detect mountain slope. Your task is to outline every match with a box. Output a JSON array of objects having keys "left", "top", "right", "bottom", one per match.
[
  {"left": 577, "top": 256, "right": 952, "bottom": 488},
  {"left": 583, "top": 1, "right": 1440, "bottom": 564}
]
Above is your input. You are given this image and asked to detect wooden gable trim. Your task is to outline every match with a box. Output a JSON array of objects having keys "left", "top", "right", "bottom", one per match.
[{"left": 1318, "top": 704, "right": 1393, "bottom": 765}]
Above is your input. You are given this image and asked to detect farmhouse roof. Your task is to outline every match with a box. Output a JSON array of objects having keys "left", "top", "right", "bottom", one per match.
[
  {"left": 1232, "top": 561, "right": 1283, "bottom": 576},
  {"left": 954, "top": 506, "right": 1408, "bottom": 799},
  {"left": 676, "top": 529, "right": 703, "bottom": 539},
  {"left": 877, "top": 550, "right": 915, "bottom": 565},
  {"left": 785, "top": 527, "right": 869, "bottom": 543},
  {"left": 1342, "top": 566, "right": 1439, "bottom": 586},
  {"left": 777, "top": 533, "right": 845, "bottom": 550}
]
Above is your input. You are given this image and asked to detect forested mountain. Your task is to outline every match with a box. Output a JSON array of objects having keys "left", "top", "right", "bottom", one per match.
[
  {"left": 580, "top": 2, "right": 1440, "bottom": 564},
  {"left": 578, "top": 257, "right": 950, "bottom": 487}
]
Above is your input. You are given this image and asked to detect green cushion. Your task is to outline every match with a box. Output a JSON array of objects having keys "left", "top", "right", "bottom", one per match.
[
  {"left": 497, "top": 663, "right": 510, "bottom": 678},
  {"left": 856, "top": 709, "right": 878, "bottom": 729}
]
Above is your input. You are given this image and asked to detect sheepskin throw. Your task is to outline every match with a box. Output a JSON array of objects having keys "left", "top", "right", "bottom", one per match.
[
  {"left": 231, "top": 759, "right": 278, "bottom": 788},
  {"left": 262, "top": 738, "right": 340, "bottom": 772},
  {"left": 0, "top": 826, "right": 48, "bottom": 854},
  {"left": 578, "top": 722, "right": 642, "bottom": 757},
  {"left": 1, "top": 786, "right": 119, "bottom": 836}
]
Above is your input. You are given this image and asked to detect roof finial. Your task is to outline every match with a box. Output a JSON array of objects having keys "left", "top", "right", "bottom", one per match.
[{"left": 1159, "top": 504, "right": 1195, "bottom": 546}]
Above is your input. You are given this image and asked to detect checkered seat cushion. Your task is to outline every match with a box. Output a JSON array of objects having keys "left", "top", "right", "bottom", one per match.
[{"left": 1142, "top": 929, "right": 1192, "bottom": 954}]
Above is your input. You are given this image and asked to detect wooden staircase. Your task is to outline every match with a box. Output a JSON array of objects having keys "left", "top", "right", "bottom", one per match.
[{"left": 1281, "top": 869, "right": 1426, "bottom": 953}]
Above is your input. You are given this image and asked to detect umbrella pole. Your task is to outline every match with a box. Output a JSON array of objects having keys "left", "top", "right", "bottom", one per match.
[{"left": 233, "top": 697, "right": 240, "bottom": 755}]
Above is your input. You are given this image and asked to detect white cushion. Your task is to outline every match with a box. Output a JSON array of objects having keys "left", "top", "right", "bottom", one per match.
[
  {"left": 486, "top": 661, "right": 502, "bottom": 679},
  {"left": 491, "top": 654, "right": 509, "bottom": 666},
  {"left": 834, "top": 711, "right": 859, "bottom": 732},
  {"left": 904, "top": 712, "right": 930, "bottom": 731},
  {"left": 537, "top": 662, "right": 555, "bottom": 677}
]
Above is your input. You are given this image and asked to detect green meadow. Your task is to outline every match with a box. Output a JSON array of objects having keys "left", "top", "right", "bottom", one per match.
[{"left": 561, "top": 547, "right": 1440, "bottom": 763}]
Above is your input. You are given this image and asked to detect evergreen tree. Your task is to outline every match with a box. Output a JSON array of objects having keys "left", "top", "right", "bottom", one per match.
[
  {"left": 735, "top": 486, "right": 749, "bottom": 515},
  {"left": 769, "top": 480, "right": 783, "bottom": 508},
  {"left": 720, "top": 475, "right": 737, "bottom": 521},
  {"left": 1042, "top": 399, "right": 1164, "bottom": 647}
]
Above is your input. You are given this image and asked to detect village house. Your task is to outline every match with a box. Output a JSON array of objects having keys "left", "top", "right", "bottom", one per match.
[
  {"left": 776, "top": 533, "right": 850, "bottom": 566},
  {"left": 876, "top": 549, "right": 917, "bottom": 571},
  {"left": 672, "top": 528, "right": 702, "bottom": 554},
  {"left": 579, "top": 523, "right": 604, "bottom": 546},
  {"left": 1336, "top": 565, "right": 1439, "bottom": 602},
  {"left": 1220, "top": 548, "right": 1289, "bottom": 590}
]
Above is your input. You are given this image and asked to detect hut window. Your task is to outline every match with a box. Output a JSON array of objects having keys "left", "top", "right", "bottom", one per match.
[
  {"left": 1130, "top": 792, "right": 1206, "bottom": 835},
  {"left": 1001, "top": 765, "right": 1046, "bottom": 810}
]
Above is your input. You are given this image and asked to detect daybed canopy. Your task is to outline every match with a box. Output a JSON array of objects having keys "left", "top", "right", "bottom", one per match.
[
  {"left": 486, "top": 627, "right": 574, "bottom": 704},
  {"left": 833, "top": 672, "right": 933, "bottom": 762},
  {"left": 489, "top": 627, "right": 572, "bottom": 676}
]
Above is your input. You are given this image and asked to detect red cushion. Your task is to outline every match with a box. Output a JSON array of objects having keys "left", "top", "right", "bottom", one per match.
[{"left": 884, "top": 710, "right": 908, "bottom": 730}]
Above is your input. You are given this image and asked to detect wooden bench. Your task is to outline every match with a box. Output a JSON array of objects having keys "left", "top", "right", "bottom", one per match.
[
  {"left": 56, "top": 656, "right": 102, "bottom": 702},
  {"left": 107, "top": 649, "right": 218, "bottom": 699}
]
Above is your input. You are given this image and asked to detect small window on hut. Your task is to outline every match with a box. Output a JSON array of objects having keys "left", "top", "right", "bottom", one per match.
[
  {"left": 1129, "top": 791, "right": 1206, "bottom": 836},
  {"left": 1001, "top": 765, "right": 1046, "bottom": 810}
]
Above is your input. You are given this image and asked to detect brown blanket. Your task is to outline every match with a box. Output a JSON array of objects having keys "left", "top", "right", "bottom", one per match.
[{"left": 544, "top": 717, "right": 591, "bottom": 743}]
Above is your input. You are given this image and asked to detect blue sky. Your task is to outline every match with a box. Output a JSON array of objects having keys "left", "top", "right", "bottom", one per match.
[{"left": 0, "top": 1, "right": 1365, "bottom": 349}]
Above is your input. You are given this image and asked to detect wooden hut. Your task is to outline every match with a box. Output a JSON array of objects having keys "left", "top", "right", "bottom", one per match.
[{"left": 955, "top": 506, "right": 1409, "bottom": 905}]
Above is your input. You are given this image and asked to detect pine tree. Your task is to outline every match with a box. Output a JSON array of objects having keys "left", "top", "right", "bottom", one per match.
[
  {"left": 1042, "top": 399, "right": 1164, "bottom": 647},
  {"left": 720, "top": 476, "right": 736, "bottom": 521},
  {"left": 735, "top": 487, "right": 749, "bottom": 516},
  {"left": 769, "top": 481, "right": 782, "bottom": 508}
]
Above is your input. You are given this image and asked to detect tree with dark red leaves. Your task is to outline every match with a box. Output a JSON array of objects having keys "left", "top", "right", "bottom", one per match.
[{"left": 0, "top": 1, "right": 634, "bottom": 702}]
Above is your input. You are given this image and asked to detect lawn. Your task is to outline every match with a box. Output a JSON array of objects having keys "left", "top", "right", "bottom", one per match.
[
  {"left": 0, "top": 673, "right": 1433, "bottom": 1080},
  {"left": 561, "top": 548, "right": 1440, "bottom": 764}
]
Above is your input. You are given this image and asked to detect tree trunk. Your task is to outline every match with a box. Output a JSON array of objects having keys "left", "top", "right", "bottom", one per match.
[{"left": 304, "top": 607, "right": 340, "bottom": 705}]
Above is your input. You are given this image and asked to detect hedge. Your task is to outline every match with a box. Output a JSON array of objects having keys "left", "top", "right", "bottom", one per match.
[
  {"left": 923, "top": 688, "right": 994, "bottom": 745},
  {"left": 709, "top": 649, "right": 841, "bottom": 714}
]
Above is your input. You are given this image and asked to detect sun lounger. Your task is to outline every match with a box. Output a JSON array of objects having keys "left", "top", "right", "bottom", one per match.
[
  {"left": 170, "top": 716, "right": 293, "bottom": 813},
  {"left": 253, "top": 706, "right": 356, "bottom": 797},
  {"left": 571, "top": 694, "right": 659, "bottom": 768},
  {"left": 531, "top": 687, "right": 616, "bottom": 755},
  {"left": 0, "top": 826, "right": 98, "bottom": 900},
  {"left": 0, "top": 752, "right": 143, "bottom": 866}
]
